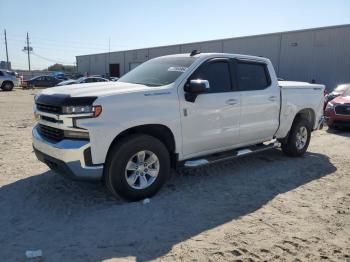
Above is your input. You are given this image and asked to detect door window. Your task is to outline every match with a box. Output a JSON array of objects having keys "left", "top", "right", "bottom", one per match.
[
  {"left": 236, "top": 62, "right": 270, "bottom": 91},
  {"left": 190, "top": 60, "right": 232, "bottom": 93}
]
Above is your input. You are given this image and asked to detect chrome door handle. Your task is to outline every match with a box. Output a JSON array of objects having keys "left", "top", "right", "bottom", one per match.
[
  {"left": 268, "top": 96, "right": 277, "bottom": 102},
  {"left": 225, "top": 99, "right": 238, "bottom": 105}
]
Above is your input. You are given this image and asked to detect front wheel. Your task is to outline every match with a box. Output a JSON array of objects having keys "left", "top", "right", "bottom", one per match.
[
  {"left": 1, "top": 81, "right": 14, "bottom": 91},
  {"left": 281, "top": 119, "right": 311, "bottom": 157},
  {"left": 104, "top": 135, "right": 170, "bottom": 201}
]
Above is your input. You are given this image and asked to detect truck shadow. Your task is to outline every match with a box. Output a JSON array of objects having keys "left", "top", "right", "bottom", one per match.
[
  {"left": 0, "top": 149, "right": 336, "bottom": 261},
  {"left": 326, "top": 127, "right": 350, "bottom": 137}
]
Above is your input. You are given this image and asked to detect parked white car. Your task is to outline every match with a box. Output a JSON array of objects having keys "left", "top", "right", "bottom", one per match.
[
  {"left": 32, "top": 52, "right": 325, "bottom": 200},
  {"left": 0, "top": 70, "right": 20, "bottom": 91}
]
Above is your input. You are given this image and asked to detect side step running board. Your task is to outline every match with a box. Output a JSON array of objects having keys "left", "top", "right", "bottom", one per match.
[{"left": 183, "top": 140, "right": 280, "bottom": 168}]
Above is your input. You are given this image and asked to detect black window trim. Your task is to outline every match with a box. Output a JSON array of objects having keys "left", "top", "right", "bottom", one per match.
[
  {"left": 187, "top": 57, "right": 236, "bottom": 94},
  {"left": 233, "top": 59, "right": 272, "bottom": 91}
]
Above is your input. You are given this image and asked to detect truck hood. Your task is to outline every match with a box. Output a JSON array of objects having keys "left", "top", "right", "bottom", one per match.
[
  {"left": 40, "top": 81, "right": 163, "bottom": 97},
  {"left": 332, "top": 95, "right": 350, "bottom": 104}
]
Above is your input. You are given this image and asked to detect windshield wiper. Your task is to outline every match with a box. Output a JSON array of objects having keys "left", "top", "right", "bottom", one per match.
[{"left": 133, "top": 82, "right": 162, "bottom": 87}]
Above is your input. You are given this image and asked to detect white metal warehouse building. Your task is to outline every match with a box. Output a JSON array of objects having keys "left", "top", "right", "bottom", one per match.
[{"left": 76, "top": 24, "right": 350, "bottom": 91}]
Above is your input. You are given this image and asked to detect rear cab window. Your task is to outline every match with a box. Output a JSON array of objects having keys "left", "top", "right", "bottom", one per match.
[{"left": 236, "top": 61, "right": 271, "bottom": 91}]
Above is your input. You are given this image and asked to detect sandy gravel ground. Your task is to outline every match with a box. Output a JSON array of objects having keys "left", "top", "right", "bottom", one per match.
[{"left": 0, "top": 88, "right": 349, "bottom": 262}]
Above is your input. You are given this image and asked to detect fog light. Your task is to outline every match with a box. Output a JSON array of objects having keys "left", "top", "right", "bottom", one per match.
[{"left": 64, "top": 130, "right": 89, "bottom": 139}]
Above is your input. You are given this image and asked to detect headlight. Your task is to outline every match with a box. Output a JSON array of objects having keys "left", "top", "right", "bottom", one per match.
[
  {"left": 62, "top": 105, "right": 92, "bottom": 114},
  {"left": 325, "top": 102, "right": 334, "bottom": 110},
  {"left": 62, "top": 105, "right": 102, "bottom": 117}
]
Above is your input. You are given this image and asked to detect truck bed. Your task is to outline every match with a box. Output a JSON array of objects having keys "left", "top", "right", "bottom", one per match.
[
  {"left": 278, "top": 81, "right": 324, "bottom": 90},
  {"left": 275, "top": 81, "right": 325, "bottom": 139}
]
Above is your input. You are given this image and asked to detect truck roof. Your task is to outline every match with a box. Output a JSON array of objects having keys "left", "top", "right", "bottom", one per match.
[{"left": 159, "top": 52, "right": 271, "bottom": 63}]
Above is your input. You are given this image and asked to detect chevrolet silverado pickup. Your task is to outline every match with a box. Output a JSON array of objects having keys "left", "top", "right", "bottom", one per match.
[{"left": 32, "top": 52, "right": 325, "bottom": 201}]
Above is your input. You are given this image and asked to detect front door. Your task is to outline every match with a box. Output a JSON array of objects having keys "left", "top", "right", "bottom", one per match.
[
  {"left": 35, "top": 76, "right": 45, "bottom": 87},
  {"left": 180, "top": 58, "right": 241, "bottom": 157}
]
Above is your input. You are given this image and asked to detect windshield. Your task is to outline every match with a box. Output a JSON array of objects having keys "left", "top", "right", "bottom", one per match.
[
  {"left": 333, "top": 84, "right": 350, "bottom": 94},
  {"left": 77, "top": 77, "right": 86, "bottom": 82},
  {"left": 342, "top": 87, "right": 350, "bottom": 97},
  {"left": 6, "top": 71, "right": 16, "bottom": 76},
  {"left": 118, "top": 56, "right": 196, "bottom": 86}
]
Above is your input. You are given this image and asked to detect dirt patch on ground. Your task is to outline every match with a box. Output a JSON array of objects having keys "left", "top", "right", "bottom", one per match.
[{"left": 0, "top": 88, "right": 349, "bottom": 261}]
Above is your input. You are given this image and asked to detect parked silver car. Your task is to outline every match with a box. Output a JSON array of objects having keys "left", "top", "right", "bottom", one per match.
[
  {"left": 0, "top": 70, "right": 20, "bottom": 91},
  {"left": 57, "top": 76, "right": 109, "bottom": 86}
]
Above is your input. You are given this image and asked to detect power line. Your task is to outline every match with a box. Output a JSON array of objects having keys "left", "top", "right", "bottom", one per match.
[
  {"left": 6, "top": 33, "right": 134, "bottom": 48},
  {"left": 31, "top": 52, "right": 75, "bottom": 65},
  {"left": 4, "top": 31, "right": 139, "bottom": 69},
  {"left": 6, "top": 38, "right": 122, "bottom": 53}
]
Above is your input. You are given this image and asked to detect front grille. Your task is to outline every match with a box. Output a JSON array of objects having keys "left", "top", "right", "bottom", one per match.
[
  {"left": 41, "top": 115, "right": 62, "bottom": 123},
  {"left": 335, "top": 104, "right": 350, "bottom": 115},
  {"left": 38, "top": 124, "right": 64, "bottom": 142},
  {"left": 36, "top": 103, "right": 61, "bottom": 114}
]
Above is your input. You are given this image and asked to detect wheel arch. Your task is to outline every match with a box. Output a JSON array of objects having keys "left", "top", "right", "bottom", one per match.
[
  {"left": 106, "top": 124, "right": 177, "bottom": 167},
  {"left": 1, "top": 80, "right": 14, "bottom": 86},
  {"left": 278, "top": 108, "right": 316, "bottom": 144},
  {"left": 294, "top": 108, "right": 316, "bottom": 129}
]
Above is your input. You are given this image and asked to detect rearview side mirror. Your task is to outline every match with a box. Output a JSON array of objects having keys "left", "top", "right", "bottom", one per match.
[{"left": 184, "top": 79, "right": 210, "bottom": 102}]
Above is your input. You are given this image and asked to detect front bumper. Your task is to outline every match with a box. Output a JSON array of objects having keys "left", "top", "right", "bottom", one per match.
[
  {"left": 324, "top": 110, "right": 350, "bottom": 127},
  {"left": 32, "top": 125, "right": 103, "bottom": 181}
]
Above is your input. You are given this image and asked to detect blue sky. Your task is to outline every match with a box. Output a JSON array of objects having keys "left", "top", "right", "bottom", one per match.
[{"left": 1, "top": 0, "right": 350, "bottom": 70}]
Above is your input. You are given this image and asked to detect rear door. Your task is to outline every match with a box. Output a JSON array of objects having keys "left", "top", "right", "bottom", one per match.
[
  {"left": 180, "top": 58, "right": 241, "bottom": 157},
  {"left": 234, "top": 59, "right": 280, "bottom": 144}
]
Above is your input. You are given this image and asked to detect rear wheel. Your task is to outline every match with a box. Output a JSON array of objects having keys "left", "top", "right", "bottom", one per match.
[
  {"left": 1, "top": 81, "right": 14, "bottom": 91},
  {"left": 281, "top": 118, "right": 311, "bottom": 157},
  {"left": 104, "top": 135, "right": 170, "bottom": 201}
]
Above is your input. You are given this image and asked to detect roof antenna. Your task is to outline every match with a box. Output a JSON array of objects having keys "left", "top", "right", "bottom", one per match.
[{"left": 190, "top": 50, "right": 200, "bottom": 56}]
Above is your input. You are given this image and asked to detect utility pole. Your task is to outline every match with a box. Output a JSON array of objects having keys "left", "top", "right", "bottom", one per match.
[
  {"left": 4, "top": 29, "right": 9, "bottom": 69},
  {"left": 22, "top": 33, "right": 33, "bottom": 74},
  {"left": 26, "top": 32, "right": 31, "bottom": 72},
  {"left": 108, "top": 37, "right": 111, "bottom": 77}
]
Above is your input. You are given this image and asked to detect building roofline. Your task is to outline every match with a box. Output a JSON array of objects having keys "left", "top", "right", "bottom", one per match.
[{"left": 76, "top": 24, "right": 350, "bottom": 58}]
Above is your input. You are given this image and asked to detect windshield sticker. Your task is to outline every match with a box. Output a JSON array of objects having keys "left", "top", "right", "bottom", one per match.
[{"left": 167, "top": 66, "right": 188, "bottom": 72}]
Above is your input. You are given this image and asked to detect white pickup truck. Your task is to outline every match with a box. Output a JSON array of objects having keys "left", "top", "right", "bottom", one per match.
[{"left": 32, "top": 52, "right": 325, "bottom": 201}]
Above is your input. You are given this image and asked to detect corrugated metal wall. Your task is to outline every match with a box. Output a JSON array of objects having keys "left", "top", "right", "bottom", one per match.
[{"left": 76, "top": 25, "right": 350, "bottom": 91}]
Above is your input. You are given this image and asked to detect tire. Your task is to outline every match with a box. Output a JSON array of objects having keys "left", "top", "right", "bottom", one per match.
[
  {"left": 281, "top": 118, "right": 311, "bottom": 157},
  {"left": 104, "top": 134, "right": 170, "bottom": 201},
  {"left": 1, "top": 81, "right": 14, "bottom": 91},
  {"left": 327, "top": 123, "right": 337, "bottom": 130}
]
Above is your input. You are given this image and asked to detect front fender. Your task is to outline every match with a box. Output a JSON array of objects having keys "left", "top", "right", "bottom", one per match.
[{"left": 76, "top": 90, "right": 181, "bottom": 164}]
